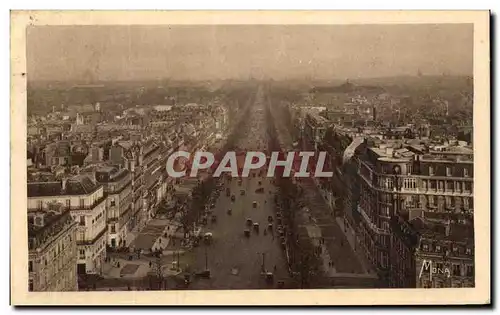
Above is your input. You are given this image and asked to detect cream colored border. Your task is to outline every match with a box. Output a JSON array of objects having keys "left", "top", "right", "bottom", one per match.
[{"left": 11, "top": 10, "right": 490, "bottom": 305}]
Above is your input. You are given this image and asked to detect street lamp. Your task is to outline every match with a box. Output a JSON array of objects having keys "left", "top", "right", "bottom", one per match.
[{"left": 150, "top": 251, "right": 165, "bottom": 290}]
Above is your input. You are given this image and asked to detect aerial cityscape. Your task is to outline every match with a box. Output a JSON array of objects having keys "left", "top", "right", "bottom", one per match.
[{"left": 25, "top": 24, "right": 475, "bottom": 292}]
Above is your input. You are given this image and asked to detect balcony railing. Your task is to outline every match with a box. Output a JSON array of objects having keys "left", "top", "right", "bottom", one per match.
[
  {"left": 358, "top": 205, "right": 390, "bottom": 235},
  {"left": 29, "top": 195, "right": 107, "bottom": 212}
]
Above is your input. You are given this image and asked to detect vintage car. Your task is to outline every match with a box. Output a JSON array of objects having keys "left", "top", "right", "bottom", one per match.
[{"left": 253, "top": 222, "right": 260, "bottom": 231}]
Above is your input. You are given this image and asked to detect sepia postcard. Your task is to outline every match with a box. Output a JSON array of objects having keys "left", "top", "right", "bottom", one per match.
[{"left": 10, "top": 10, "right": 490, "bottom": 306}]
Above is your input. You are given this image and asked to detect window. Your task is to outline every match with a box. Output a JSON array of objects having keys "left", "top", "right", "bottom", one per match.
[
  {"left": 438, "top": 181, "right": 444, "bottom": 191},
  {"left": 407, "top": 164, "right": 413, "bottom": 175},
  {"left": 466, "top": 248, "right": 472, "bottom": 255},
  {"left": 422, "top": 244, "right": 429, "bottom": 251},
  {"left": 463, "top": 198, "right": 470, "bottom": 210},
  {"left": 446, "top": 181, "right": 454, "bottom": 191},
  {"left": 435, "top": 245, "right": 441, "bottom": 252},
  {"left": 382, "top": 222, "right": 390, "bottom": 232},
  {"left": 452, "top": 264, "right": 461, "bottom": 276},
  {"left": 430, "top": 181, "right": 437, "bottom": 190},
  {"left": 79, "top": 249, "right": 85, "bottom": 259},
  {"left": 428, "top": 195, "right": 435, "bottom": 206},
  {"left": 429, "top": 166, "right": 434, "bottom": 176},
  {"left": 28, "top": 261, "right": 33, "bottom": 272},
  {"left": 110, "top": 225, "right": 116, "bottom": 234},
  {"left": 445, "top": 196, "right": 452, "bottom": 208},
  {"left": 466, "top": 265, "right": 474, "bottom": 277},
  {"left": 464, "top": 182, "right": 472, "bottom": 193},
  {"left": 379, "top": 235, "right": 386, "bottom": 246},
  {"left": 380, "top": 252, "right": 389, "bottom": 268},
  {"left": 79, "top": 199, "right": 85, "bottom": 208},
  {"left": 79, "top": 216, "right": 85, "bottom": 226},
  {"left": 464, "top": 168, "right": 469, "bottom": 177},
  {"left": 29, "top": 279, "right": 34, "bottom": 291},
  {"left": 446, "top": 167, "right": 452, "bottom": 176},
  {"left": 381, "top": 206, "right": 390, "bottom": 217},
  {"left": 66, "top": 199, "right": 71, "bottom": 208},
  {"left": 110, "top": 198, "right": 116, "bottom": 207},
  {"left": 37, "top": 200, "right": 43, "bottom": 210},
  {"left": 79, "top": 231, "right": 85, "bottom": 241}
]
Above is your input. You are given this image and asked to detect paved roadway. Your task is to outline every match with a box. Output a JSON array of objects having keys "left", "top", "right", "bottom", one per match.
[{"left": 186, "top": 87, "right": 291, "bottom": 289}]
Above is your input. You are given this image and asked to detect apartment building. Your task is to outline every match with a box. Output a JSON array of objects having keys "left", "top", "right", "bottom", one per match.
[
  {"left": 96, "top": 166, "right": 133, "bottom": 248},
  {"left": 28, "top": 175, "right": 107, "bottom": 275},
  {"left": 351, "top": 139, "right": 474, "bottom": 284},
  {"left": 390, "top": 211, "right": 474, "bottom": 288},
  {"left": 28, "top": 209, "right": 78, "bottom": 291}
]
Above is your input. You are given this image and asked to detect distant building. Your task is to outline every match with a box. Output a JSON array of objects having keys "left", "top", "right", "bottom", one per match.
[{"left": 153, "top": 105, "right": 173, "bottom": 112}]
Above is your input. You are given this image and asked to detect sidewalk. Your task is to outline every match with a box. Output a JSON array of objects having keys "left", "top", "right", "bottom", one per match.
[
  {"left": 296, "top": 178, "right": 366, "bottom": 275},
  {"left": 310, "top": 178, "right": 375, "bottom": 275}
]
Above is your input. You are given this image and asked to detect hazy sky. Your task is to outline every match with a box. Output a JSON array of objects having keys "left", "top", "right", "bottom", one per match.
[{"left": 26, "top": 24, "right": 473, "bottom": 81}]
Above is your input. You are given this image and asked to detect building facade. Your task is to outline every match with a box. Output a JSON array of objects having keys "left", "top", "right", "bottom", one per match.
[
  {"left": 28, "top": 175, "right": 107, "bottom": 276},
  {"left": 352, "top": 139, "right": 474, "bottom": 285},
  {"left": 96, "top": 167, "right": 133, "bottom": 248},
  {"left": 390, "top": 212, "right": 474, "bottom": 288}
]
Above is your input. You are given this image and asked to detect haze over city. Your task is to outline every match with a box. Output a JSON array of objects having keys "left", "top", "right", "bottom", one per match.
[{"left": 27, "top": 24, "right": 473, "bottom": 82}]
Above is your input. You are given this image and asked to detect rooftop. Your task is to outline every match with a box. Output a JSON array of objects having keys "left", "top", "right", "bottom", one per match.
[
  {"left": 28, "top": 175, "right": 100, "bottom": 197},
  {"left": 409, "top": 216, "right": 474, "bottom": 243}
]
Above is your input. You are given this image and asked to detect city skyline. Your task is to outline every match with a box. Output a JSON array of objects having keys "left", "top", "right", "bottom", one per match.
[{"left": 27, "top": 24, "right": 473, "bottom": 82}]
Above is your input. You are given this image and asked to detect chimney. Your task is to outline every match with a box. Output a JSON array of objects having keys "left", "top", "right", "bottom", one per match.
[{"left": 386, "top": 147, "right": 394, "bottom": 156}]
